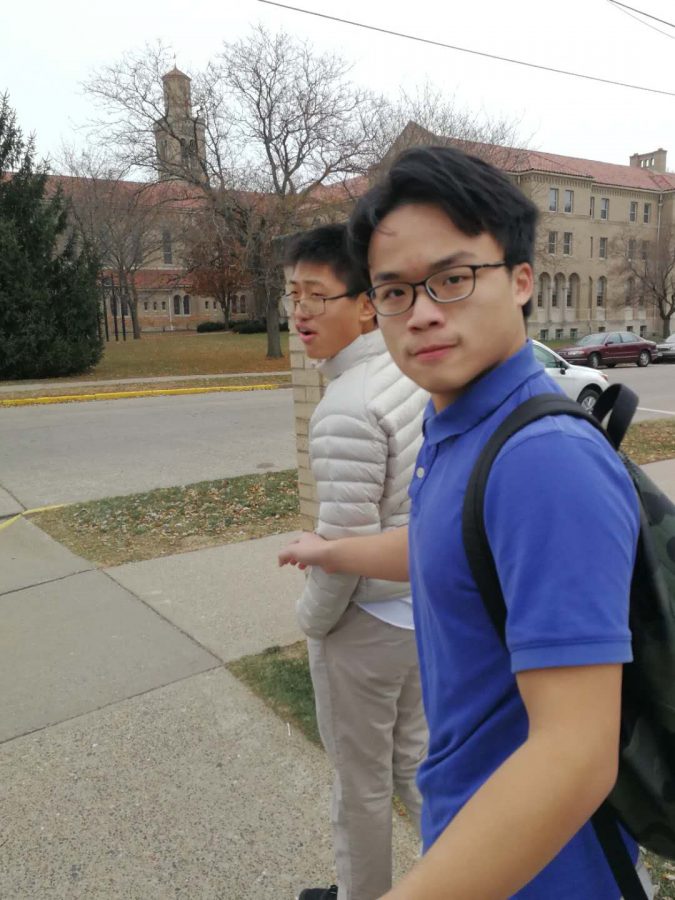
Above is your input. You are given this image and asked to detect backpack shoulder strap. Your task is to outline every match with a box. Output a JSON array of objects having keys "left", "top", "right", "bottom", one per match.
[{"left": 461, "top": 392, "right": 604, "bottom": 641}]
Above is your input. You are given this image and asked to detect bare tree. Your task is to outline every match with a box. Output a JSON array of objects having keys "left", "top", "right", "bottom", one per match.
[
  {"left": 612, "top": 228, "right": 675, "bottom": 338},
  {"left": 183, "top": 206, "right": 249, "bottom": 323},
  {"left": 81, "top": 30, "right": 529, "bottom": 355},
  {"left": 369, "top": 81, "right": 530, "bottom": 173},
  {"left": 59, "top": 147, "right": 192, "bottom": 339}
]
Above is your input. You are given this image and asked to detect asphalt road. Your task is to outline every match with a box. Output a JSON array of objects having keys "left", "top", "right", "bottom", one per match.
[
  {"left": 1, "top": 363, "right": 672, "bottom": 510},
  {"left": 0, "top": 390, "right": 297, "bottom": 509},
  {"left": 602, "top": 361, "right": 675, "bottom": 422}
]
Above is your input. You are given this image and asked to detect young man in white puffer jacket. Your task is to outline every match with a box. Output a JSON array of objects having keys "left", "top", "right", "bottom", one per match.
[{"left": 283, "top": 225, "right": 428, "bottom": 900}]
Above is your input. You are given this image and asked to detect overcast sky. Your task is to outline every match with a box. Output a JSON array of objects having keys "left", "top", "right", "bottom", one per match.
[{"left": 3, "top": 0, "right": 674, "bottom": 170}]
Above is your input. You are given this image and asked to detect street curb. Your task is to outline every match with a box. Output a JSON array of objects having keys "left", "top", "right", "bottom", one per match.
[
  {"left": 0, "top": 504, "right": 66, "bottom": 532},
  {"left": 0, "top": 383, "right": 285, "bottom": 408}
]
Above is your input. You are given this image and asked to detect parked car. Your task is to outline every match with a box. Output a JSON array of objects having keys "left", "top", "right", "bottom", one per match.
[
  {"left": 655, "top": 334, "right": 675, "bottom": 362},
  {"left": 532, "top": 339, "right": 608, "bottom": 411},
  {"left": 556, "top": 331, "right": 658, "bottom": 368}
]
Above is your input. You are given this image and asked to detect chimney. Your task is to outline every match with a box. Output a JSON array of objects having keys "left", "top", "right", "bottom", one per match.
[{"left": 629, "top": 149, "right": 667, "bottom": 173}]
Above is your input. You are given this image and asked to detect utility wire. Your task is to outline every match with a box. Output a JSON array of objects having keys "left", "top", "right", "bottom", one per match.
[
  {"left": 607, "top": 0, "right": 675, "bottom": 29},
  {"left": 258, "top": 0, "right": 675, "bottom": 98},
  {"left": 611, "top": 3, "right": 675, "bottom": 38}
]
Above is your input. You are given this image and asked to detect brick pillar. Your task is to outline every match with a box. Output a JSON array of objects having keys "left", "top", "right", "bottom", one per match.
[{"left": 290, "top": 330, "right": 324, "bottom": 530}]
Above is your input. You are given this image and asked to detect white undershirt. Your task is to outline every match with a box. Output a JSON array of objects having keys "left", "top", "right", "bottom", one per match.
[{"left": 356, "top": 596, "right": 414, "bottom": 630}]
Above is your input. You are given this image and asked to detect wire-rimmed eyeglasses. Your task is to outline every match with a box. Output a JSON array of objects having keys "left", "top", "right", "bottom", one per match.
[
  {"left": 367, "top": 262, "right": 507, "bottom": 317},
  {"left": 282, "top": 290, "right": 352, "bottom": 318}
]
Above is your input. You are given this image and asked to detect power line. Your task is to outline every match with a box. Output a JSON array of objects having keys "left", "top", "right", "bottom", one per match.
[
  {"left": 611, "top": 3, "right": 675, "bottom": 38},
  {"left": 607, "top": 0, "right": 675, "bottom": 29},
  {"left": 258, "top": 0, "right": 675, "bottom": 98}
]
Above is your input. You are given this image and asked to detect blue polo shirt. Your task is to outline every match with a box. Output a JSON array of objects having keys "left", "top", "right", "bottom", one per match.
[{"left": 409, "top": 341, "right": 639, "bottom": 899}]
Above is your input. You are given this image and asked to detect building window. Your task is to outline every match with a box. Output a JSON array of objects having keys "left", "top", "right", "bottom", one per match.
[
  {"left": 590, "top": 196, "right": 595, "bottom": 218},
  {"left": 183, "top": 294, "right": 191, "bottom": 316},
  {"left": 162, "top": 229, "right": 173, "bottom": 264},
  {"left": 555, "top": 328, "right": 563, "bottom": 340},
  {"left": 144, "top": 301, "right": 149, "bottom": 311},
  {"left": 596, "top": 276, "right": 606, "bottom": 307},
  {"left": 566, "top": 285, "right": 573, "bottom": 307},
  {"left": 598, "top": 326, "right": 606, "bottom": 332},
  {"left": 563, "top": 232, "right": 573, "bottom": 255},
  {"left": 570, "top": 328, "right": 578, "bottom": 340},
  {"left": 548, "top": 231, "right": 557, "bottom": 254},
  {"left": 644, "top": 203, "right": 651, "bottom": 224},
  {"left": 153, "top": 301, "right": 158, "bottom": 310},
  {"left": 628, "top": 238, "right": 636, "bottom": 259},
  {"left": 625, "top": 277, "right": 635, "bottom": 305},
  {"left": 599, "top": 237, "right": 608, "bottom": 259},
  {"left": 540, "top": 329, "right": 549, "bottom": 341},
  {"left": 549, "top": 188, "right": 558, "bottom": 212},
  {"left": 600, "top": 198, "right": 609, "bottom": 220},
  {"left": 590, "top": 236, "right": 593, "bottom": 258},
  {"left": 564, "top": 190, "right": 574, "bottom": 213},
  {"left": 642, "top": 241, "right": 650, "bottom": 260},
  {"left": 626, "top": 325, "right": 633, "bottom": 332},
  {"left": 173, "top": 294, "right": 181, "bottom": 315},
  {"left": 640, "top": 325, "right": 647, "bottom": 336},
  {"left": 161, "top": 301, "right": 166, "bottom": 310},
  {"left": 205, "top": 300, "right": 209, "bottom": 310},
  {"left": 629, "top": 201, "right": 638, "bottom": 222},
  {"left": 239, "top": 294, "right": 247, "bottom": 313}
]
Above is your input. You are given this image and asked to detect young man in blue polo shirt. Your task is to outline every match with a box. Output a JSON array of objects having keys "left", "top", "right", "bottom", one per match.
[{"left": 279, "top": 146, "right": 653, "bottom": 899}]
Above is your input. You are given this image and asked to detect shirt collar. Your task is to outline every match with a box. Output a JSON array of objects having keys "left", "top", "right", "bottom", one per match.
[
  {"left": 318, "top": 329, "right": 386, "bottom": 381},
  {"left": 423, "top": 340, "right": 541, "bottom": 445}
]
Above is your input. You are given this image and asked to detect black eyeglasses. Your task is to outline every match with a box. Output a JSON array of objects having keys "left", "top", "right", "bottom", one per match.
[
  {"left": 367, "top": 262, "right": 508, "bottom": 317},
  {"left": 282, "top": 291, "right": 351, "bottom": 318}
]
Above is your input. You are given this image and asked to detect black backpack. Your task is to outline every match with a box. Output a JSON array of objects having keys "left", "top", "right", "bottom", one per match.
[{"left": 462, "top": 384, "right": 675, "bottom": 900}]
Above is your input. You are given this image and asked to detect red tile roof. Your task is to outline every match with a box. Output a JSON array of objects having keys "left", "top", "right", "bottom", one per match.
[
  {"left": 103, "top": 268, "right": 194, "bottom": 291},
  {"left": 442, "top": 137, "right": 675, "bottom": 192}
]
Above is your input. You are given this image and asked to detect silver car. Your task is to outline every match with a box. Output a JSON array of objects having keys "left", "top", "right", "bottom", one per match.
[{"left": 655, "top": 334, "right": 675, "bottom": 362}]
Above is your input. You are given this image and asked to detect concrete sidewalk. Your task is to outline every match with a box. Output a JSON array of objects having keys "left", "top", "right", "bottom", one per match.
[{"left": 0, "top": 523, "right": 418, "bottom": 899}]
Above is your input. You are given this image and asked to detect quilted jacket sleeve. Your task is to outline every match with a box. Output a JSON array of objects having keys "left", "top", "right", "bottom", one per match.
[{"left": 296, "top": 410, "right": 388, "bottom": 639}]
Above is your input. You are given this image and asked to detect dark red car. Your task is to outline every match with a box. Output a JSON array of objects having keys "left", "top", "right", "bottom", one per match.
[{"left": 557, "top": 331, "right": 658, "bottom": 368}]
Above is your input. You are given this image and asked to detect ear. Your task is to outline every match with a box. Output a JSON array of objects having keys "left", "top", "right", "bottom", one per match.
[
  {"left": 512, "top": 263, "right": 534, "bottom": 310},
  {"left": 357, "top": 292, "right": 377, "bottom": 324}
]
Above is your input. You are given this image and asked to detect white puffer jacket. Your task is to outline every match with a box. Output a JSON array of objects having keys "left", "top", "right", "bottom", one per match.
[{"left": 297, "top": 328, "right": 428, "bottom": 639}]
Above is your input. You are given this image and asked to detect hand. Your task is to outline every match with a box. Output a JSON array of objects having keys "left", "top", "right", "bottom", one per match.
[{"left": 278, "top": 532, "right": 332, "bottom": 571}]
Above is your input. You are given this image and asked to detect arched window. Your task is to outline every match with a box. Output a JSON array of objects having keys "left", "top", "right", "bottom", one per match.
[
  {"left": 239, "top": 294, "right": 247, "bottom": 313},
  {"left": 553, "top": 274, "right": 565, "bottom": 308},
  {"left": 183, "top": 294, "right": 190, "bottom": 315},
  {"left": 537, "top": 274, "right": 550, "bottom": 309},
  {"left": 173, "top": 294, "right": 181, "bottom": 316},
  {"left": 568, "top": 274, "right": 580, "bottom": 309}
]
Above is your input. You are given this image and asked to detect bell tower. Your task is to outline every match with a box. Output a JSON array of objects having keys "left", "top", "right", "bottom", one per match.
[{"left": 153, "top": 66, "right": 207, "bottom": 181}]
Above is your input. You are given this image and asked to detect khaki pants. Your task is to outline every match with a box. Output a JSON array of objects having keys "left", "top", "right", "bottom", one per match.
[{"left": 308, "top": 604, "right": 427, "bottom": 900}]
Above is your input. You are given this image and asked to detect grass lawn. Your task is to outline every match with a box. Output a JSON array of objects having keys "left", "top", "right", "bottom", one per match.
[
  {"left": 32, "top": 470, "right": 300, "bottom": 567},
  {"left": 623, "top": 419, "right": 675, "bottom": 466},
  {"left": 0, "top": 331, "right": 290, "bottom": 386},
  {"left": 228, "top": 642, "right": 320, "bottom": 746}
]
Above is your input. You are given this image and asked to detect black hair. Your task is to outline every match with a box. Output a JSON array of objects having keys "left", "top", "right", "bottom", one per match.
[
  {"left": 348, "top": 145, "right": 538, "bottom": 317},
  {"left": 283, "top": 223, "right": 368, "bottom": 297}
]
